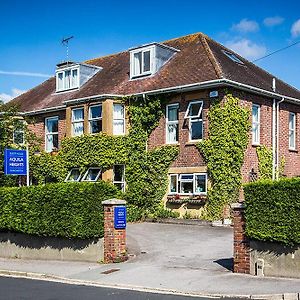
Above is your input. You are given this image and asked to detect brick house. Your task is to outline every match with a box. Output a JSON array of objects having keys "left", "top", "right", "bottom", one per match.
[{"left": 9, "top": 33, "right": 300, "bottom": 217}]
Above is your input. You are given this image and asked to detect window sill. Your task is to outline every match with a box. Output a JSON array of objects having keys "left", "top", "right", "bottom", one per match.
[
  {"left": 167, "top": 194, "right": 207, "bottom": 205},
  {"left": 289, "top": 148, "right": 298, "bottom": 153},
  {"left": 252, "top": 143, "right": 260, "bottom": 147},
  {"left": 186, "top": 141, "right": 202, "bottom": 146}
]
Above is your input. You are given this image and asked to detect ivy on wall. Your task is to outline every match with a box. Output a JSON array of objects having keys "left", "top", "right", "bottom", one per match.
[
  {"left": 30, "top": 96, "right": 179, "bottom": 211},
  {"left": 198, "top": 93, "right": 250, "bottom": 220}
]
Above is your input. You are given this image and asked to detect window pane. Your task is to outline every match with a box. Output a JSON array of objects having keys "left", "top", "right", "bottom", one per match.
[
  {"left": 289, "top": 113, "right": 295, "bottom": 130},
  {"left": 73, "top": 122, "right": 84, "bottom": 136},
  {"left": 58, "top": 73, "right": 63, "bottom": 90},
  {"left": 134, "top": 52, "right": 142, "bottom": 75},
  {"left": 46, "top": 118, "right": 58, "bottom": 133},
  {"left": 143, "top": 50, "right": 150, "bottom": 72},
  {"left": 181, "top": 181, "right": 193, "bottom": 194},
  {"left": 90, "top": 105, "right": 102, "bottom": 119},
  {"left": 65, "top": 70, "right": 71, "bottom": 89},
  {"left": 113, "top": 120, "right": 124, "bottom": 135},
  {"left": 90, "top": 120, "right": 102, "bottom": 133},
  {"left": 114, "top": 165, "right": 124, "bottom": 182},
  {"left": 68, "top": 169, "right": 81, "bottom": 181},
  {"left": 72, "top": 108, "right": 84, "bottom": 121},
  {"left": 191, "top": 119, "right": 203, "bottom": 140},
  {"left": 195, "top": 175, "right": 206, "bottom": 193},
  {"left": 113, "top": 104, "right": 124, "bottom": 119},
  {"left": 71, "top": 69, "right": 78, "bottom": 88},
  {"left": 188, "top": 102, "right": 202, "bottom": 117},
  {"left": 46, "top": 134, "right": 58, "bottom": 152},
  {"left": 180, "top": 174, "right": 193, "bottom": 181},
  {"left": 289, "top": 131, "right": 295, "bottom": 149},
  {"left": 167, "top": 124, "right": 178, "bottom": 143},
  {"left": 85, "top": 168, "right": 101, "bottom": 181},
  {"left": 167, "top": 105, "right": 178, "bottom": 121},
  {"left": 13, "top": 131, "right": 24, "bottom": 144},
  {"left": 252, "top": 105, "right": 259, "bottom": 123},
  {"left": 114, "top": 182, "right": 125, "bottom": 191},
  {"left": 170, "top": 175, "right": 177, "bottom": 193}
]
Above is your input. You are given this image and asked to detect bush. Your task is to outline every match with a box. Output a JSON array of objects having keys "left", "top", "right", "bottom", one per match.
[
  {"left": 244, "top": 178, "right": 300, "bottom": 245},
  {"left": 0, "top": 181, "right": 118, "bottom": 239}
]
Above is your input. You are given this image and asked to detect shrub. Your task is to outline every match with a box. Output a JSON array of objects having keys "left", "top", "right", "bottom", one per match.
[
  {"left": 0, "top": 181, "right": 118, "bottom": 239},
  {"left": 244, "top": 178, "right": 300, "bottom": 245}
]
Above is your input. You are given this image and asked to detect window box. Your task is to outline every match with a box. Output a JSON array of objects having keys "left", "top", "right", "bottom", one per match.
[{"left": 167, "top": 194, "right": 207, "bottom": 205}]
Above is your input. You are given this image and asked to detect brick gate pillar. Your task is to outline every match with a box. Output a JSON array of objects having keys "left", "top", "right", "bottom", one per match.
[
  {"left": 102, "top": 199, "right": 127, "bottom": 264},
  {"left": 231, "top": 203, "right": 250, "bottom": 274}
]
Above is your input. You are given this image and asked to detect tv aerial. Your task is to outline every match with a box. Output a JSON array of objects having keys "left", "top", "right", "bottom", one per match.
[{"left": 61, "top": 36, "right": 74, "bottom": 61}]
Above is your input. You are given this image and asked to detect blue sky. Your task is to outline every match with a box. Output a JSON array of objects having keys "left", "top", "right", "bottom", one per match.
[{"left": 1, "top": 0, "right": 300, "bottom": 102}]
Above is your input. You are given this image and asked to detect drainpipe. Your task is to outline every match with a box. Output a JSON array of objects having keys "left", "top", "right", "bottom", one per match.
[
  {"left": 272, "top": 78, "right": 276, "bottom": 181},
  {"left": 276, "top": 97, "right": 285, "bottom": 180}
]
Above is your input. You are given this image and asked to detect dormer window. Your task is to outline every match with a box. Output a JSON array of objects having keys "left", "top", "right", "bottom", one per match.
[
  {"left": 56, "top": 67, "right": 79, "bottom": 92},
  {"left": 129, "top": 43, "right": 179, "bottom": 79}
]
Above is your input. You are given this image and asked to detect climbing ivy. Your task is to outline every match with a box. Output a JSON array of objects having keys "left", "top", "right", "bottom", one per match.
[
  {"left": 198, "top": 93, "right": 250, "bottom": 220},
  {"left": 30, "top": 96, "right": 179, "bottom": 211}
]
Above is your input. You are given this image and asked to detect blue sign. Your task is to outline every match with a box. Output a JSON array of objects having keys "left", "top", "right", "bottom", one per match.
[
  {"left": 114, "top": 206, "right": 126, "bottom": 229},
  {"left": 4, "top": 149, "right": 27, "bottom": 176}
]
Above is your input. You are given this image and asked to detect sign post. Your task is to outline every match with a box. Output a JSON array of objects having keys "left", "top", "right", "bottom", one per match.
[{"left": 4, "top": 149, "right": 29, "bottom": 185}]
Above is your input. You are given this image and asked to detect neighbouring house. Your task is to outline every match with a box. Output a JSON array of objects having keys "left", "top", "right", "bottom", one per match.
[{"left": 7, "top": 32, "right": 300, "bottom": 218}]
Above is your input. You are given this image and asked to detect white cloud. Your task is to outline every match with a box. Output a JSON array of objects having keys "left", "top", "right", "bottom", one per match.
[
  {"left": 232, "top": 19, "right": 259, "bottom": 33},
  {"left": 225, "top": 39, "right": 267, "bottom": 60},
  {"left": 0, "top": 70, "right": 51, "bottom": 78},
  {"left": 264, "top": 16, "right": 284, "bottom": 27},
  {"left": 0, "top": 88, "right": 27, "bottom": 103},
  {"left": 291, "top": 19, "right": 300, "bottom": 38}
]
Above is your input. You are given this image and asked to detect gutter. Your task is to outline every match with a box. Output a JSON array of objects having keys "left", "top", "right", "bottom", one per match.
[{"left": 21, "top": 105, "right": 66, "bottom": 116}]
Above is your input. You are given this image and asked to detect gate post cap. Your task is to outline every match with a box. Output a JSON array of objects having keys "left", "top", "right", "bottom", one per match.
[
  {"left": 231, "top": 202, "right": 245, "bottom": 209},
  {"left": 102, "top": 199, "right": 127, "bottom": 205}
]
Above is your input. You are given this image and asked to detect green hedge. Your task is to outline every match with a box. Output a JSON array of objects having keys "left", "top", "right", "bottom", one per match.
[
  {"left": 0, "top": 181, "right": 118, "bottom": 239},
  {"left": 244, "top": 178, "right": 300, "bottom": 245}
]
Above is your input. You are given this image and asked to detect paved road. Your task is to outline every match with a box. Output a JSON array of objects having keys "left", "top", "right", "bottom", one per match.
[{"left": 0, "top": 276, "right": 240, "bottom": 300}]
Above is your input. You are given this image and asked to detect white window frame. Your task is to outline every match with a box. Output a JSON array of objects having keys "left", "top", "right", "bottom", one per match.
[
  {"left": 89, "top": 104, "right": 102, "bottom": 134},
  {"left": 130, "top": 46, "right": 155, "bottom": 78},
  {"left": 82, "top": 167, "right": 102, "bottom": 182},
  {"left": 13, "top": 119, "right": 25, "bottom": 145},
  {"left": 56, "top": 66, "right": 80, "bottom": 92},
  {"left": 45, "top": 116, "right": 59, "bottom": 152},
  {"left": 65, "top": 168, "right": 82, "bottom": 182},
  {"left": 72, "top": 107, "right": 84, "bottom": 136},
  {"left": 113, "top": 103, "right": 125, "bottom": 135},
  {"left": 289, "top": 112, "right": 296, "bottom": 150},
  {"left": 185, "top": 100, "right": 204, "bottom": 142},
  {"left": 166, "top": 103, "right": 179, "bottom": 144},
  {"left": 252, "top": 104, "right": 260, "bottom": 145},
  {"left": 169, "top": 173, "right": 207, "bottom": 195},
  {"left": 113, "top": 164, "right": 126, "bottom": 192}
]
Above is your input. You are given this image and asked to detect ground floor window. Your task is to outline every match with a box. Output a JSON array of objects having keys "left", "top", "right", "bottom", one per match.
[
  {"left": 113, "top": 164, "right": 125, "bottom": 192},
  {"left": 169, "top": 173, "right": 207, "bottom": 195},
  {"left": 82, "top": 167, "right": 102, "bottom": 182},
  {"left": 65, "top": 168, "right": 81, "bottom": 182}
]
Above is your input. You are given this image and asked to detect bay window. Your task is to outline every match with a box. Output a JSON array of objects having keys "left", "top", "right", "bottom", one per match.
[
  {"left": 185, "top": 101, "right": 203, "bottom": 141},
  {"left": 113, "top": 104, "right": 125, "bottom": 135},
  {"left": 72, "top": 108, "right": 84, "bottom": 136},
  {"left": 89, "top": 105, "right": 102, "bottom": 134},
  {"left": 166, "top": 104, "right": 179, "bottom": 144},
  {"left": 252, "top": 104, "right": 260, "bottom": 145},
  {"left": 169, "top": 173, "right": 207, "bottom": 195},
  {"left": 289, "top": 112, "right": 296, "bottom": 150},
  {"left": 45, "top": 117, "right": 58, "bottom": 152}
]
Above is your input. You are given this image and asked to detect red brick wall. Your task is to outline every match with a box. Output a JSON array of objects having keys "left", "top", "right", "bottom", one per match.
[{"left": 27, "top": 110, "right": 66, "bottom": 151}]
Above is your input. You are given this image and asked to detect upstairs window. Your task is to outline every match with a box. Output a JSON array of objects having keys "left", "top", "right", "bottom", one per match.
[
  {"left": 131, "top": 47, "right": 153, "bottom": 78},
  {"left": 169, "top": 173, "right": 207, "bottom": 195},
  {"left": 89, "top": 105, "right": 102, "bottom": 134},
  {"left": 252, "top": 104, "right": 260, "bottom": 145},
  {"left": 289, "top": 112, "right": 296, "bottom": 150},
  {"left": 166, "top": 104, "right": 179, "bottom": 144},
  {"left": 56, "top": 67, "right": 79, "bottom": 92},
  {"left": 45, "top": 117, "right": 58, "bottom": 152},
  {"left": 113, "top": 104, "right": 125, "bottom": 135},
  {"left": 13, "top": 119, "right": 25, "bottom": 145},
  {"left": 113, "top": 164, "right": 125, "bottom": 192},
  {"left": 185, "top": 101, "right": 204, "bottom": 141},
  {"left": 72, "top": 108, "right": 84, "bottom": 136}
]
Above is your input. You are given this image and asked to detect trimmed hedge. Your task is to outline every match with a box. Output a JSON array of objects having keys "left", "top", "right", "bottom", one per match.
[
  {"left": 244, "top": 178, "right": 300, "bottom": 245},
  {"left": 0, "top": 181, "right": 118, "bottom": 239}
]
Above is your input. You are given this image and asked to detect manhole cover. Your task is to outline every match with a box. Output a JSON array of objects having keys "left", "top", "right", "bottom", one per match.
[{"left": 101, "top": 268, "right": 120, "bottom": 274}]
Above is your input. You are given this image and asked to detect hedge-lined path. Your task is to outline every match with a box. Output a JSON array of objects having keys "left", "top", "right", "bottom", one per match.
[{"left": 0, "top": 223, "right": 300, "bottom": 298}]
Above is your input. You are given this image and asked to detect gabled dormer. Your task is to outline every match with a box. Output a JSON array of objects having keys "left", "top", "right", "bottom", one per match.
[
  {"left": 56, "top": 61, "right": 102, "bottom": 93},
  {"left": 129, "top": 43, "right": 179, "bottom": 79}
]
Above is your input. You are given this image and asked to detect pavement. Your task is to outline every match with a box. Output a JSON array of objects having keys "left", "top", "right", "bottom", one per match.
[{"left": 0, "top": 222, "right": 300, "bottom": 299}]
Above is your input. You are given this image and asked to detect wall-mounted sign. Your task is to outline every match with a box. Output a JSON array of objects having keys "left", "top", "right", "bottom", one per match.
[
  {"left": 4, "top": 149, "right": 27, "bottom": 176},
  {"left": 114, "top": 206, "right": 126, "bottom": 229}
]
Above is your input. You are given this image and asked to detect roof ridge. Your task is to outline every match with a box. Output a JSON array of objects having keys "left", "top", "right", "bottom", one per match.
[{"left": 199, "top": 34, "right": 223, "bottom": 78}]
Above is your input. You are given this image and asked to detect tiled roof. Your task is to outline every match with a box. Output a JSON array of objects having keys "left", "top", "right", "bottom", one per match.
[{"left": 9, "top": 33, "right": 300, "bottom": 112}]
